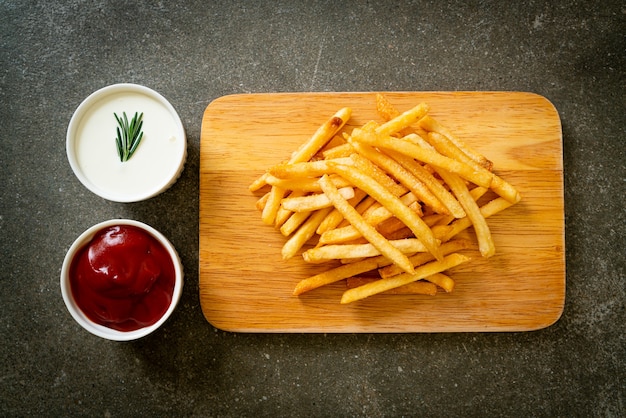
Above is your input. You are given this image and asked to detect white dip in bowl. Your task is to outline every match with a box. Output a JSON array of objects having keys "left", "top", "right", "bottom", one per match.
[{"left": 66, "top": 83, "right": 187, "bottom": 202}]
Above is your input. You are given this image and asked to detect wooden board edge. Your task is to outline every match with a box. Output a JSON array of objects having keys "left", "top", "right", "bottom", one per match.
[{"left": 198, "top": 91, "right": 566, "bottom": 333}]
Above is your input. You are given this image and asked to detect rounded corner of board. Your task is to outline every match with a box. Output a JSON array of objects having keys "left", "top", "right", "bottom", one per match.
[
  {"left": 522, "top": 92, "right": 562, "bottom": 116},
  {"left": 528, "top": 305, "right": 566, "bottom": 332},
  {"left": 202, "top": 313, "right": 237, "bottom": 333},
  {"left": 203, "top": 93, "right": 249, "bottom": 114}
]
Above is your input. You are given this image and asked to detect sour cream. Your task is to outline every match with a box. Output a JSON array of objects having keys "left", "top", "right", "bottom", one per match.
[{"left": 67, "top": 84, "right": 186, "bottom": 202}]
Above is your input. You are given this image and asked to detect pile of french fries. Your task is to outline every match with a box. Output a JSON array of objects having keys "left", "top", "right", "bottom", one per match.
[{"left": 250, "top": 94, "right": 521, "bottom": 304}]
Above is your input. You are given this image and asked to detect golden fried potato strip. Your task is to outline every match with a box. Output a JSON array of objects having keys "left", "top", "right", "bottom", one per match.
[
  {"left": 435, "top": 168, "right": 495, "bottom": 258},
  {"left": 423, "top": 273, "right": 455, "bottom": 293},
  {"left": 269, "top": 158, "right": 353, "bottom": 179},
  {"left": 303, "top": 238, "right": 428, "bottom": 263},
  {"left": 281, "top": 187, "right": 355, "bottom": 212},
  {"left": 293, "top": 255, "right": 390, "bottom": 296},
  {"left": 376, "top": 102, "right": 429, "bottom": 136}
]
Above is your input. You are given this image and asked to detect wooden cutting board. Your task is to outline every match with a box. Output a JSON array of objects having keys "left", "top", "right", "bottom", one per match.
[{"left": 199, "top": 92, "right": 565, "bottom": 333}]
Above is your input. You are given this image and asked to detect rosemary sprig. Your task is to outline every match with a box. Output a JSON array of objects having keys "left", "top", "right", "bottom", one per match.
[{"left": 114, "top": 111, "right": 144, "bottom": 162}]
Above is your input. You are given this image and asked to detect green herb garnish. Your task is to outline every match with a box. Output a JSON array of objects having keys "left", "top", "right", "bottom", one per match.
[{"left": 114, "top": 111, "right": 144, "bottom": 162}]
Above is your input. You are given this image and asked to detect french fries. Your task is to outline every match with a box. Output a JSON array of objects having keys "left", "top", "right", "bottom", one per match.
[
  {"left": 340, "top": 253, "right": 470, "bottom": 304},
  {"left": 327, "top": 163, "right": 443, "bottom": 262},
  {"left": 257, "top": 108, "right": 352, "bottom": 225},
  {"left": 318, "top": 174, "right": 415, "bottom": 274},
  {"left": 251, "top": 95, "right": 521, "bottom": 303}
]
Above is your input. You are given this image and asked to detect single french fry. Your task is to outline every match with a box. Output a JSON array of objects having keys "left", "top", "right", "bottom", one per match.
[
  {"left": 249, "top": 172, "right": 270, "bottom": 192},
  {"left": 318, "top": 174, "right": 415, "bottom": 274},
  {"left": 341, "top": 253, "right": 470, "bottom": 304},
  {"left": 303, "top": 238, "right": 428, "bottom": 262},
  {"left": 290, "top": 108, "right": 352, "bottom": 163},
  {"left": 375, "top": 102, "right": 429, "bottom": 136},
  {"left": 328, "top": 163, "right": 443, "bottom": 261},
  {"left": 261, "top": 186, "right": 286, "bottom": 225},
  {"left": 375, "top": 93, "right": 401, "bottom": 121},
  {"left": 436, "top": 168, "right": 495, "bottom": 258},
  {"left": 279, "top": 210, "right": 311, "bottom": 237},
  {"left": 489, "top": 173, "right": 522, "bottom": 204},
  {"left": 351, "top": 128, "right": 493, "bottom": 188},
  {"left": 346, "top": 277, "right": 438, "bottom": 296},
  {"left": 379, "top": 239, "right": 473, "bottom": 278},
  {"left": 322, "top": 142, "right": 354, "bottom": 159},
  {"left": 281, "top": 207, "right": 333, "bottom": 260},
  {"left": 402, "top": 132, "right": 433, "bottom": 149},
  {"left": 424, "top": 273, "right": 455, "bottom": 293},
  {"left": 376, "top": 94, "right": 431, "bottom": 138},
  {"left": 265, "top": 174, "right": 351, "bottom": 193},
  {"left": 255, "top": 192, "right": 269, "bottom": 211},
  {"left": 293, "top": 255, "right": 391, "bottom": 296},
  {"left": 269, "top": 157, "right": 353, "bottom": 179},
  {"left": 281, "top": 187, "right": 355, "bottom": 212}
]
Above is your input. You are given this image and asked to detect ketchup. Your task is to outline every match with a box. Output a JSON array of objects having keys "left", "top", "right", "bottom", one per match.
[{"left": 69, "top": 225, "right": 176, "bottom": 332}]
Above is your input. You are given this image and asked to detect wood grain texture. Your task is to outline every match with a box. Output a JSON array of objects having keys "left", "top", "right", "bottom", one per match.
[{"left": 199, "top": 92, "right": 565, "bottom": 333}]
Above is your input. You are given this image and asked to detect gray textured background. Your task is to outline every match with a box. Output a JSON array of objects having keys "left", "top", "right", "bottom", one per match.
[{"left": 1, "top": 1, "right": 624, "bottom": 416}]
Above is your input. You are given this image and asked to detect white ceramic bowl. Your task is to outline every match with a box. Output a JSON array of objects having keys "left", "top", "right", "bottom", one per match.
[
  {"left": 66, "top": 84, "right": 187, "bottom": 202},
  {"left": 60, "top": 219, "right": 184, "bottom": 341}
]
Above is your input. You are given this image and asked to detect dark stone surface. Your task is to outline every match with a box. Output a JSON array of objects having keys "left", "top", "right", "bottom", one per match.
[{"left": 1, "top": 1, "right": 624, "bottom": 416}]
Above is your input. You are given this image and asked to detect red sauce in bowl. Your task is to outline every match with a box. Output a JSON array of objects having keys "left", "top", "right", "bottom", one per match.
[{"left": 69, "top": 225, "right": 176, "bottom": 332}]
